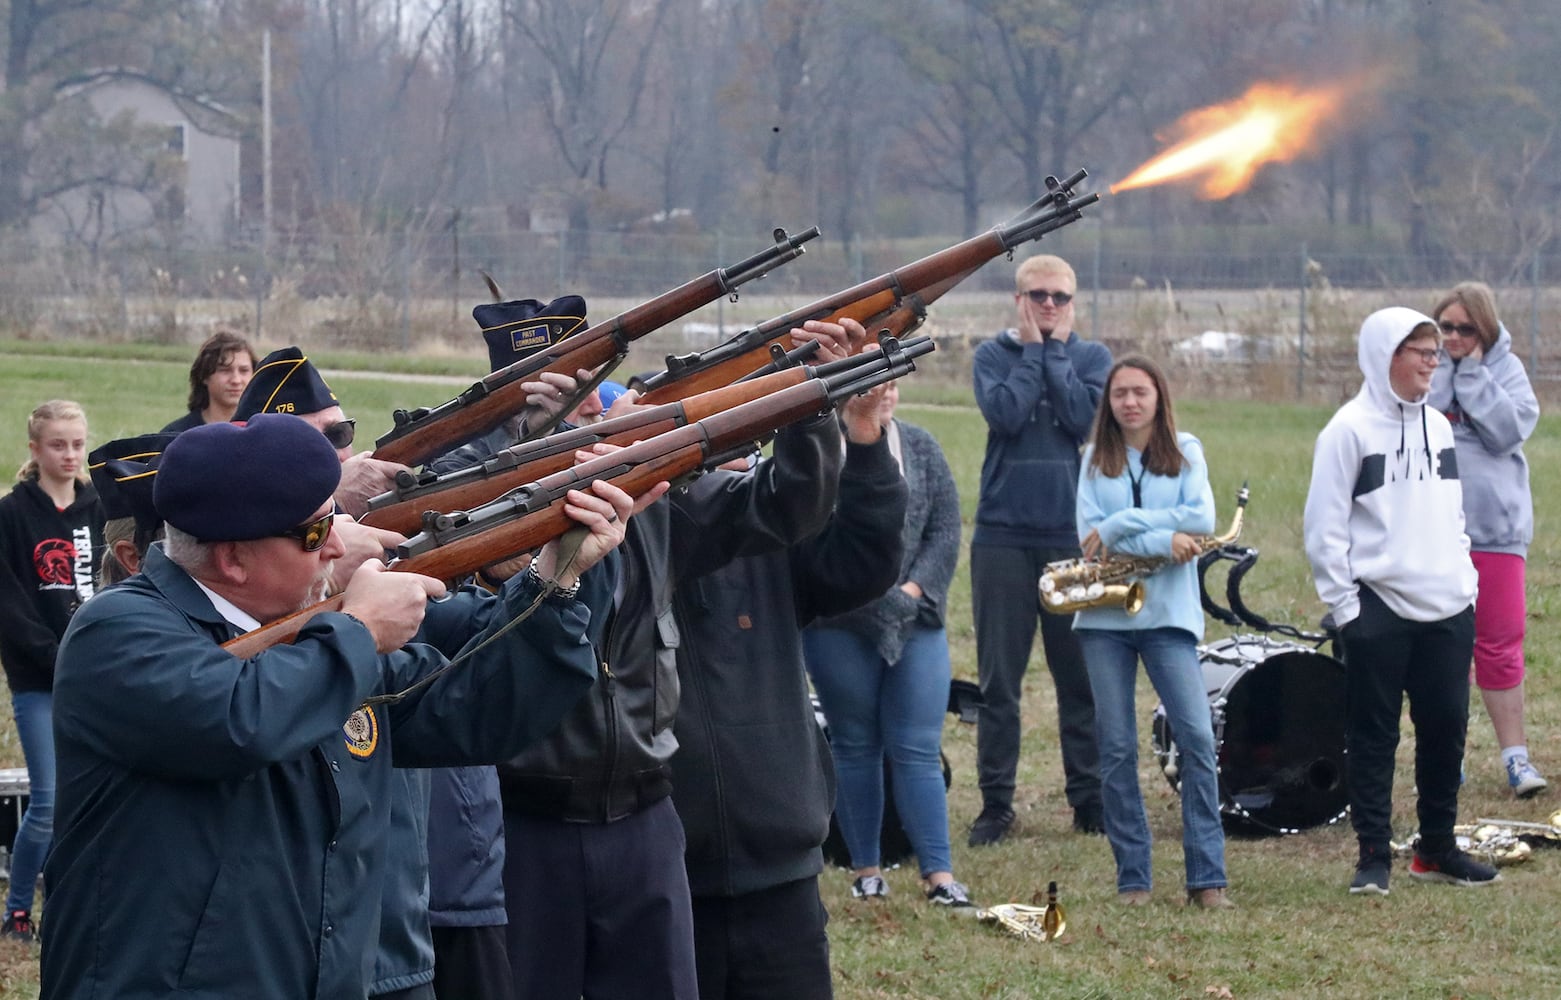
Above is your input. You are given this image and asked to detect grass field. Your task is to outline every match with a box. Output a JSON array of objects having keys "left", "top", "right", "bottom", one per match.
[{"left": 1, "top": 343, "right": 1559, "bottom": 998}]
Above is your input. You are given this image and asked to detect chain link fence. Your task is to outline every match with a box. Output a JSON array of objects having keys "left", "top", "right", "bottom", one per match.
[{"left": 3, "top": 227, "right": 1558, "bottom": 404}]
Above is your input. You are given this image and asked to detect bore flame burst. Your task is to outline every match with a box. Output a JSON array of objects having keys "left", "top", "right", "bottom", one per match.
[{"left": 1111, "top": 81, "right": 1353, "bottom": 199}]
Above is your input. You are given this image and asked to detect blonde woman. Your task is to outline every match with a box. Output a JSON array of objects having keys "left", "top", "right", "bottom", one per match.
[{"left": 0, "top": 401, "right": 104, "bottom": 940}]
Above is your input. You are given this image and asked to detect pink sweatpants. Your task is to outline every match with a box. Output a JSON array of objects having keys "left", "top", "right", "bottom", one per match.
[{"left": 1471, "top": 550, "right": 1526, "bottom": 691}]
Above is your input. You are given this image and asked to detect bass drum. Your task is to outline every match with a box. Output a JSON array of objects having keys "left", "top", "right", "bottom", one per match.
[
  {"left": 814, "top": 696, "right": 951, "bottom": 870},
  {"left": 1151, "top": 636, "right": 1349, "bottom": 835}
]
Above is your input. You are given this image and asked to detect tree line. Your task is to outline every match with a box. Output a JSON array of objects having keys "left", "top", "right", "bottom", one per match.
[{"left": 1, "top": 0, "right": 1556, "bottom": 269}]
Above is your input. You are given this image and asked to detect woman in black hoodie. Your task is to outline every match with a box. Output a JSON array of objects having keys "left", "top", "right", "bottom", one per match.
[{"left": 0, "top": 400, "right": 104, "bottom": 941}]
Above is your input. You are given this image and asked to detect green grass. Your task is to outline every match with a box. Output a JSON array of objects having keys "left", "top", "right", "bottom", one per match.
[{"left": 3, "top": 345, "right": 1561, "bottom": 997}]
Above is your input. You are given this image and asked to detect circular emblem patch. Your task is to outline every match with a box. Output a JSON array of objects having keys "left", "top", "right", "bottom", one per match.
[{"left": 343, "top": 704, "right": 379, "bottom": 759}]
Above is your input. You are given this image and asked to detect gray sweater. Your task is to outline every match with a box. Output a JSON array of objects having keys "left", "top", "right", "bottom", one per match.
[
  {"left": 1426, "top": 322, "right": 1537, "bottom": 557},
  {"left": 814, "top": 420, "right": 961, "bottom": 663}
]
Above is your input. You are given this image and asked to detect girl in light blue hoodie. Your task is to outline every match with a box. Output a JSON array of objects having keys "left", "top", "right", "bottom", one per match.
[{"left": 1073, "top": 355, "right": 1231, "bottom": 909}]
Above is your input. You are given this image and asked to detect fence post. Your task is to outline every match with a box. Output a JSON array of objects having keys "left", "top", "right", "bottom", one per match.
[
  {"left": 1296, "top": 242, "right": 1308, "bottom": 400},
  {"left": 400, "top": 238, "right": 412, "bottom": 352},
  {"left": 1530, "top": 251, "right": 1540, "bottom": 377}
]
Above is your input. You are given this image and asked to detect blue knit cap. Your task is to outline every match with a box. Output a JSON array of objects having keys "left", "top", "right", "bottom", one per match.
[{"left": 154, "top": 414, "right": 341, "bottom": 542}]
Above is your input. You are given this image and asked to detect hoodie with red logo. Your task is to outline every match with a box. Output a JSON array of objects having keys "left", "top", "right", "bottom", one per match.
[{"left": 0, "top": 478, "right": 104, "bottom": 693}]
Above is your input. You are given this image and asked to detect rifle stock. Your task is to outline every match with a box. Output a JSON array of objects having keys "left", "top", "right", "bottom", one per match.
[
  {"left": 222, "top": 340, "right": 927, "bottom": 658},
  {"left": 634, "top": 169, "right": 1097, "bottom": 405},
  {"left": 359, "top": 339, "right": 934, "bottom": 535},
  {"left": 370, "top": 226, "right": 819, "bottom": 468}
]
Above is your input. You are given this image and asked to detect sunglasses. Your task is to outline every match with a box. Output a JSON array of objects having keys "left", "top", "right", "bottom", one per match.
[
  {"left": 1023, "top": 289, "right": 1074, "bottom": 306},
  {"left": 276, "top": 511, "right": 336, "bottom": 552},
  {"left": 323, "top": 419, "right": 357, "bottom": 450},
  {"left": 1438, "top": 320, "right": 1479, "bottom": 339}
]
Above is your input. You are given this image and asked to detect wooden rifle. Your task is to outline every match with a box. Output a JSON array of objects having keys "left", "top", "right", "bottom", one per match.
[
  {"left": 359, "top": 335, "right": 935, "bottom": 536},
  {"left": 370, "top": 226, "right": 819, "bottom": 468},
  {"left": 223, "top": 337, "right": 926, "bottom": 659},
  {"left": 632, "top": 168, "right": 1097, "bottom": 405}
]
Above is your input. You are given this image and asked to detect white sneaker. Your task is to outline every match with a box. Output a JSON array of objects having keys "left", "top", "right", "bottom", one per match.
[{"left": 1506, "top": 756, "right": 1548, "bottom": 798}]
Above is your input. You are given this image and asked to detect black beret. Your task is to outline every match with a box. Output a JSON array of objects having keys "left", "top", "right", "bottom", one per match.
[
  {"left": 232, "top": 346, "right": 339, "bottom": 421},
  {"left": 473, "top": 295, "right": 588, "bottom": 373},
  {"left": 88, "top": 432, "right": 178, "bottom": 533},
  {"left": 154, "top": 414, "right": 342, "bottom": 542}
]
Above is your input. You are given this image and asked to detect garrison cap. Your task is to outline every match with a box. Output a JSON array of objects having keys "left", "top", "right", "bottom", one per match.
[
  {"left": 88, "top": 432, "right": 178, "bottom": 533},
  {"left": 233, "top": 346, "right": 339, "bottom": 421},
  {"left": 154, "top": 414, "right": 341, "bottom": 542},
  {"left": 473, "top": 295, "right": 588, "bottom": 373}
]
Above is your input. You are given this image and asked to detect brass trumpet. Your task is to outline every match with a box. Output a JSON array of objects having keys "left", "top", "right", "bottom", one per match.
[{"left": 1039, "top": 483, "right": 1249, "bottom": 615}]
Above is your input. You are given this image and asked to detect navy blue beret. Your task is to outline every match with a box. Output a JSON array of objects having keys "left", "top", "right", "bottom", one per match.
[
  {"left": 473, "top": 295, "right": 588, "bottom": 373},
  {"left": 233, "top": 346, "right": 339, "bottom": 421},
  {"left": 89, "top": 432, "right": 179, "bottom": 532},
  {"left": 154, "top": 414, "right": 342, "bottom": 542}
]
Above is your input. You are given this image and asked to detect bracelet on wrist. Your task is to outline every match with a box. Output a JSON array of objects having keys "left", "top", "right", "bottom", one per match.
[{"left": 525, "top": 562, "right": 581, "bottom": 602}]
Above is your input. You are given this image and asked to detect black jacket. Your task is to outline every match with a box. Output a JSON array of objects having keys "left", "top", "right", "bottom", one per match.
[
  {"left": 671, "top": 434, "right": 908, "bottom": 896},
  {"left": 0, "top": 478, "right": 104, "bottom": 693},
  {"left": 497, "top": 413, "right": 843, "bottom": 823}
]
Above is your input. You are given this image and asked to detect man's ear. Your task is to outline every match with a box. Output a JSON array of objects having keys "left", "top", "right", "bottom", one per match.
[
  {"left": 111, "top": 539, "right": 141, "bottom": 576},
  {"left": 207, "top": 540, "right": 250, "bottom": 586}
]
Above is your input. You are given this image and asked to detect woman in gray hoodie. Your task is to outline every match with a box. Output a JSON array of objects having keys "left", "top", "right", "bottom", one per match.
[{"left": 1428, "top": 282, "right": 1545, "bottom": 798}]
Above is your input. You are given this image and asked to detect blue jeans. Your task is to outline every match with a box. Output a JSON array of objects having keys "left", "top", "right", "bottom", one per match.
[
  {"left": 804, "top": 625, "right": 953, "bottom": 877},
  {"left": 1076, "top": 629, "right": 1226, "bottom": 894},
  {"left": 8, "top": 691, "right": 55, "bottom": 913}
]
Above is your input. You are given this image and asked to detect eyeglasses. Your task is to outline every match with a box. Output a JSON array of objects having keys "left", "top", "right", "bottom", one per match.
[
  {"left": 323, "top": 419, "right": 356, "bottom": 450},
  {"left": 1023, "top": 289, "right": 1074, "bottom": 306},
  {"left": 1438, "top": 320, "right": 1479, "bottom": 339},
  {"left": 276, "top": 511, "right": 336, "bottom": 552},
  {"left": 1396, "top": 346, "right": 1440, "bottom": 364}
]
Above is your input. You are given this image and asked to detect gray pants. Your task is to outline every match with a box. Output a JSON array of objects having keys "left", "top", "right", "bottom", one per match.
[{"left": 971, "top": 543, "right": 1102, "bottom": 813}]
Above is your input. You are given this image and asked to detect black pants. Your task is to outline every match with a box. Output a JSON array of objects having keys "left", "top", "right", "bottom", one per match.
[
  {"left": 1340, "top": 586, "right": 1474, "bottom": 856},
  {"left": 501, "top": 797, "right": 697, "bottom": 1000},
  {"left": 971, "top": 543, "right": 1101, "bottom": 812},
  {"left": 432, "top": 924, "right": 512, "bottom": 1000},
  {"left": 690, "top": 877, "right": 832, "bottom": 1000}
]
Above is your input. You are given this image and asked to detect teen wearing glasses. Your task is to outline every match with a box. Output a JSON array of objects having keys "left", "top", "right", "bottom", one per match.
[
  {"left": 1304, "top": 308, "right": 1498, "bottom": 895},
  {"left": 968, "top": 253, "right": 1110, "bottom": 848},
  {"left": 1428, "top": 282, "right": 1545, "bottom": 798}
]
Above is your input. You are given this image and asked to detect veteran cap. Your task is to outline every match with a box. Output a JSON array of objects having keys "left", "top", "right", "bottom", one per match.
[
  {"left": 89, "top": 432, "right": 178, "bottom": 534},
  {"left": 233, "top": 346, "right": 339, "bottom": 421},
  {"left": 473, "top": 295, "right": 588, "bottom": 373},
  {"left": 154, "top": 414, "right": 342, "bottom": 542}
]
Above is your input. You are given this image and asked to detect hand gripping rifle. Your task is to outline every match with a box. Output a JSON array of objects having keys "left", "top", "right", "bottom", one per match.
[
  {"left": 370, "top": 226, "right": 820, "bottom": 469},
  {"left": 359, "top": 334, "right": 937, "bottom": 536},
  {"left": 632, "top": 169, "right": 1098, "bottom": 406},
  {"left": 222, "top": 337, "right": 926, "bottom": 659}
]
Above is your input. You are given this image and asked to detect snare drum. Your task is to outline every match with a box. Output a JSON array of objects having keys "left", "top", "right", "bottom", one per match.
[
  {"left": 1151, "top": 635, "right": 1349, "bottom": 834},
  {"left": 0, "top": 767, "right": 31, "bottom": 877}
]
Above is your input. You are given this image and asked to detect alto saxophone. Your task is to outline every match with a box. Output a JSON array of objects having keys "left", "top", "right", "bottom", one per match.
[{"left": 1039, "top": 483, "right": 1249, "bottom": 615}]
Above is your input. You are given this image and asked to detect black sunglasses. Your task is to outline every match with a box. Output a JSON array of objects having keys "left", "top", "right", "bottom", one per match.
[
  {"left": 276, "top": 511, "right": 336, "bottom": 552},
  {"left": 1023, "top": 289, "right": 1074, "bottom": 306},
  {"left": 1438, "top": 320, "right": 1479, "bottom": 339},
  {"left": 323, "top": 419, "right": 357, "bottom": 450}
]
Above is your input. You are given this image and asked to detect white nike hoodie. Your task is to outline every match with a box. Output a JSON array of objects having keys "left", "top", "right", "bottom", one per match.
[{"left": 1303, "top": 307, "right": 1478, "bottom": 627}]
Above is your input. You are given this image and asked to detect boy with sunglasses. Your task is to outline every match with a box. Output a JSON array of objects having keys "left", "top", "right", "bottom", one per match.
[{"left": 968, "top": 253, "right": 1112, "bottom": 847}]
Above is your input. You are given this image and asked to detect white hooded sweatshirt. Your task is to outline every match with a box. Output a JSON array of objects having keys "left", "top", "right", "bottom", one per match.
[{"left": 1303, "top": 307, "right": 1478, "bottom": 627}]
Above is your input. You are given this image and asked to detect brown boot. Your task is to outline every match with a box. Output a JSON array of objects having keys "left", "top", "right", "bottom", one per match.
[{"left": 1187, "top": 887, "right": 1235, "bottom": 910}]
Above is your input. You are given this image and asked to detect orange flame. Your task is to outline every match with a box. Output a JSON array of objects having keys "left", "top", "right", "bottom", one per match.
[{"left": 1111, "top": 81, "right": 1355, "bottom": 199}]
